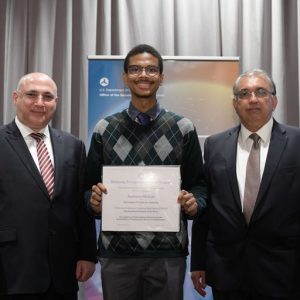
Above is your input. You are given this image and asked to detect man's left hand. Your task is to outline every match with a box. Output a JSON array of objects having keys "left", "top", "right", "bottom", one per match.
[{"left": 178, "top": 190, "right": 198, "bottom": 217}]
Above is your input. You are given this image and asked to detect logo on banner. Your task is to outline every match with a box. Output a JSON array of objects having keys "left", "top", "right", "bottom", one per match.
[{"left": 100, "top": 77, "right": 109, "bottom": 87}]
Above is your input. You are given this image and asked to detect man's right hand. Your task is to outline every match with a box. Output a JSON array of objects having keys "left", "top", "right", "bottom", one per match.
[{"left": 90, "top": 182, "right": 107, "bottom": 214}]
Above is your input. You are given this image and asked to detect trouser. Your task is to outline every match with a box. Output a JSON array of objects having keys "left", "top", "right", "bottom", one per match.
[{"left": 100, "top": 257, "right": 186, "bottom": 300}]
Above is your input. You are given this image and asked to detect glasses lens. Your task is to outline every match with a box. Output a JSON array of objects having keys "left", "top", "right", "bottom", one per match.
[
  {"left": 255, "top": 88, "right": 268, "bottom": 98},
  {"left": 42, "top": 94, "right": 55, "bottom": 101},
  {"left": 128, "top": 66, "right": 141, "bottom": 76},
  {"left": 24, "top": 92, "right": 39, "bottom": 100},
  {"left": 145, "top": 66, "right": 160, "bottom": 76},
  {"left": 237, "top": 90, "right": 251, "bottom": 99}
]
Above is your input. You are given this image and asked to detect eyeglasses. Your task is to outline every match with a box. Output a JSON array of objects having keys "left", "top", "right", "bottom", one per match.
[
  {"left": 127, "top": 65, "right": 160, "bottom": 77},
  {"left": 19, "top": 91, "right": 57, "bottom": 102},
  {"left": 236, "top": 88, "right": 275, "bottom": 100}
]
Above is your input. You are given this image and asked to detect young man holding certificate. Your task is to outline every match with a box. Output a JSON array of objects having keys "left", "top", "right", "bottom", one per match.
[{"left": 85, "top": 44, "right": 207, "bottom": 300}]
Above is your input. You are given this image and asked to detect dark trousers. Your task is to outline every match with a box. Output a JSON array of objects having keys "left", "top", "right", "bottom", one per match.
[{"left": 100, "top": 257, "right": 186, "bottom": 300}]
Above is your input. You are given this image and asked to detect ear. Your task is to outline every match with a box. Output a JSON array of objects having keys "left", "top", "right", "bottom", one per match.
[
  {"left": 159, "top": 73, "right": 164, "bottom": 85},
  {"left": 232, "top": 98, "right": 238, "bottom": 110},
  {"left": 12, "top": 91, "right": 19, "bottom": 105},
  {"left": 271, "top": 95, "right": 278, "bottom": 111}
]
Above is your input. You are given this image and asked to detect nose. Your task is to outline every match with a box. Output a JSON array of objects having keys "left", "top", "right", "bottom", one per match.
[
  {"left": 139, "top": 67, "right": 148, "bottom": 76},
  {"left": 249, "top": 92, "right": 259, "bottom": 102},
  {"left": 34, "top": 95, "right": 45, "bottom": 105}
]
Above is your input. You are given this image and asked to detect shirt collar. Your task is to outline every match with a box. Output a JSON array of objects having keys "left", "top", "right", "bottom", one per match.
[
  {"left": 127, "top": 101, "right": 161, "bottom": 122},
  {"left": 240, "top": 118, "right": 273, "bottom": 144},
  {"left": 15, "top": 116, "right": 50, "bottom": 139}
]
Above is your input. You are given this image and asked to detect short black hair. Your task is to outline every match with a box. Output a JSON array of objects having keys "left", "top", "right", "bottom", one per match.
[{"left": 123, "top": 44, "right": 163, "bottom": 74}]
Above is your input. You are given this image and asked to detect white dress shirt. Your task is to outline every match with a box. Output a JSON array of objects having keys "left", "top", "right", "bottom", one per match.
[{"left": 15, "top": 117, "right": 55, "bottom": 172}]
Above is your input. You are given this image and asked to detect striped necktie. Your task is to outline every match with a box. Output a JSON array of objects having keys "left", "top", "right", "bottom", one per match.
[{"left": 30, "top": 133, "right": 55, "bottom": 198}]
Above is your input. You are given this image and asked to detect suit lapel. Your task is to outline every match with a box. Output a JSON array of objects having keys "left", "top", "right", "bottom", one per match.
[
  {"left": 252, "top": 122, "right": 287, "bottom": 218},
  {"left": 49, "top": 127, "right": 64, "bottom": 199},
  {"left": 223, "top": 126, "right": 242, "bottom": 210},
  {"left": 5, "top": 121, "right": 49, "bottom": 196}
]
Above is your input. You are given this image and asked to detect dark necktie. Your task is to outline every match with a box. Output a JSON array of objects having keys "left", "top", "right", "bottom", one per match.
[
  {"left": 137, "top": 112, "right": 151, "bottom": 125},
  {"left": 243, "top": 133, "right": 261, "bottom": 224},
  {"left": 30, "top": 133, "right": 55, "bottom": 198}
]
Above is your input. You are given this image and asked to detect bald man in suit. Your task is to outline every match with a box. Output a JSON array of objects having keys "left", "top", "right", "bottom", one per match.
[
  {"left": 191, "top": 69, "right": 300, "bottom": 300},
  {"left": 0, "top": 73, "right": 97, "bottom": 299}
]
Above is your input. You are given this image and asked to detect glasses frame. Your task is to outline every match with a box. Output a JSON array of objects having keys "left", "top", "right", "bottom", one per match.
[
  {"left": 127, "top": 65, "right": 160, "bottom": 77},
  {"left": 235, "top": 88, "right": 275, "bottom": 101},
  {"left": 18, "top": 91, "right": 57, "bottom": 102}
]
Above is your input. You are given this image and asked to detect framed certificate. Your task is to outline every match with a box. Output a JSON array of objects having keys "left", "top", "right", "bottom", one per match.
[{"left": 101, "top": 165, "right": 181, "bottom": 232}]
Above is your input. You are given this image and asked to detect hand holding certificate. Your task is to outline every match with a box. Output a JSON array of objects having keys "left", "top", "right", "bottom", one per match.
[{"left": 101, "top": 166, "right": 181, "bottom": 232}]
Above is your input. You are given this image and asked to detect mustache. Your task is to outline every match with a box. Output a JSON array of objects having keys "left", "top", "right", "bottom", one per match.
[
  {"left": 135, "top": 79, "right": 153, "bottom": 84},
  {"left": 32, "top": 106, "right": 46, "bottom": 112}
]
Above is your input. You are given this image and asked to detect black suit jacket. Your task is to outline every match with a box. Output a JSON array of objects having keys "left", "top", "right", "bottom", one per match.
[
  {"left": 0, "top": 121, "right": 97, "bottom": 295},
  {"left": 191, "top": 120, "right": 300, "bottom": 297}
]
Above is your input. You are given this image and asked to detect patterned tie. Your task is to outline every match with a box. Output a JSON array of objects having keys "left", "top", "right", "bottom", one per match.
[
  {"left": 30, "top": 133, "right": 55, "bottom": 198},
  {"left": 243, "top": 133, "right": 261, "bottom": 224},
  {"left": 137, "top": 112, "right": 151, "bottom": 125}
]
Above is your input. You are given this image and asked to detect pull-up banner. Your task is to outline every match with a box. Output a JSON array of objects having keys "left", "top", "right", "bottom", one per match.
[{"left": 88, "top": 56, "right": 239, "bottom": 147}]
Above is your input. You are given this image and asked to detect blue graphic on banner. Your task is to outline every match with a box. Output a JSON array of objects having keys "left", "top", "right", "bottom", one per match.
[{"left": 88, "top": 59, "right": 131, "bottom": 144}]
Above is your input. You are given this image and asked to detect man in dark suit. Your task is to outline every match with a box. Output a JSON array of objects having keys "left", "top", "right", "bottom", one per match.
[
  {"left": 191, "top": 69, "right": 300, "bottom": 299},
  {"left": 0, "top": 72, "right": 97, "bottom": 299}
]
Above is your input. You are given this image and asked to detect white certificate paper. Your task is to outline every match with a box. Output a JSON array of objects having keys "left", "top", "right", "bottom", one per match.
[{"left": 101, "top": 166, "right": 181, "bottom": 232}]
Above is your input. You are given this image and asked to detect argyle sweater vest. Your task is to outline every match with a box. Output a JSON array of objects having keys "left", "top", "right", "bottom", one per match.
[{"left": 87, "top": 108, "right": 202, "bottom": 258}]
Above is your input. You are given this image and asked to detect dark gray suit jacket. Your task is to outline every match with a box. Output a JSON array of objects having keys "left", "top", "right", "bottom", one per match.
[
  {"left": 0, "top": 120, "right": 97, "bottom": 295},
  {"left": 191, "top": 119, "right": 300, "bottom": 297}
]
